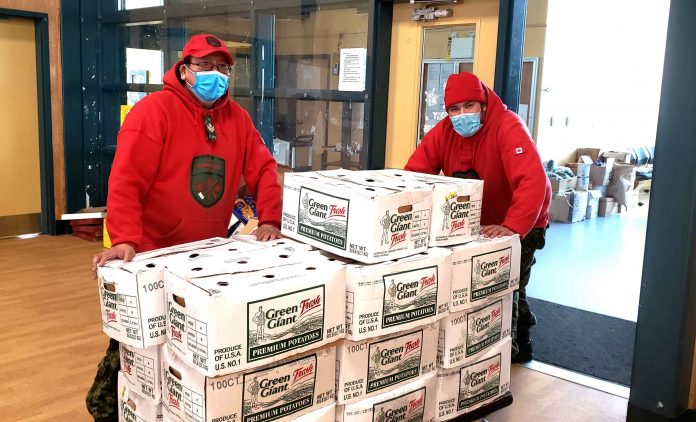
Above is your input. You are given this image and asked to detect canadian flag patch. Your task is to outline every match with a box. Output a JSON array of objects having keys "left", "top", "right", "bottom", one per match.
[{"left": 514, "top": 147, "right": 525, "bottom": 155}]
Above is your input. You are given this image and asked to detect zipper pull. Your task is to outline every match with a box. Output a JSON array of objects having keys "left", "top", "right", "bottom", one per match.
[{"left": 204, "top": 114, "right": 217, "bottom": 142}]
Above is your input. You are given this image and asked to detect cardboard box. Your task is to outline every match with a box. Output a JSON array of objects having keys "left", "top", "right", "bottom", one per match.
[
  {"left": 336, "top": 323, "right": 439, "bottom": 404},
  {"left": 603, "top": 151, "right": 632, "bottom": 164},
  {"left": 294, "top": 403, "right": 336, "bottom": 422},
  {"left": 576, "top": 148, "right": 604, "bottom": 162},
  {"left": 565, "top": 163, "right": 591, "bottom": 178},
  {"left": 549, "top": 190, "right": 589, "bottom": 224},
  {"left": 281, "top": 171, "right": 432, "bottom": 264},
  {"left": 118, "top": 371, "right": 163, "bottom": 422},
  {"left": 448, "top": 235, "right": 521, "bottom": 312},
  {"left": 161, "top": 344, "right": 336, "bottom": 422},
  {"left": 435, "top": 339, "right": 511, "bottom": 421},
  {"left": 97, "top": 237, "right": 244, "bottom": 348},
  {"left": 345, "top": 247, "right": 451, "bottom": 341},
  {"left": 119, "top": 343, "right": 162, "bottom": 404},
  {"left": 374, "top": 169, "right": 484, "bottom": 247},
  {"left": 165, "top": 251, "right": 345, "bottom": 376},
  {"left": 598, "top": 197, "right": 617, "bottom": 217},
  {"left": 437, "top": 294, "right": 512, "bottom": 368},
  {"left": 578, "top": 155, "right": 594, "bottom": 164},
  {"left": 549, "top": 176, "right": 577, "bottom": 194},
  {"left": 229, "top": 234, "right": 315, "bottom": 252},
  {"left": 566, "top": 163, "right": 590, "bottom": 191},
  {"left": 589, "top": 157, "right": 615, "bottom": 188},
  {"left": 336, "top": 375, "right": 436, "bottom": 422},
  {"left": 595, "top": 185, "right": 608, "bottom": 197},
  {"left": 585, "top": 190, "right": 603, "bottom": 219}
]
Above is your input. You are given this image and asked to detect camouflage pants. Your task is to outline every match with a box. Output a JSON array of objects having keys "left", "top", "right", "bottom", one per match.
[
  {"left": 511, "top": 227, "right": 547, "bottom": 357},
  {"left": 86, "top": 338, "right": 120, "bottom": 422}
]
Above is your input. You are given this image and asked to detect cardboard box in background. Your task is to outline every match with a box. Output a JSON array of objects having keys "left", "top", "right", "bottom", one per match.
[
  {"left": 435, "top": 339, "right": 511, "bottom": 421},
  {"left": 344, "top": 247, "right": 451, "bottom": 341},
  {"left": 576, "top": 148, "right": 604, "bottom": 162},
  {"left": 598, "top": 197, "right": 617, "bottom": 217},
  {"left": 549, "top": 190, "right": 589, "bottom": 224},
  {"left": 566, "top": 163, "right": 591, "bottom": 191},
  {"left": 119, "top": 343, "right": 161, "bottom": 403},
  {"left": 336, "top": 375, "right": 436, "bottom": 422},
  {"left": 603, "top": 151, "right": 633, "bottom": 164},
  {"left": 336, "top": 323, "right": 438, "bottom": 404},
  {"left": 448, "top": 235, "right": 521, "bottom": 312},
  {"left": 165, "top": 251, "right": 345, "bottom": 377},
  {"left": 161, "top": 344, "right": 337, "bottom": 422},
  {"left": 589, "top": 157, "right": 615, "bottom": 188},
  {"left": 281, "top": 171, "right": 432, "bottom": 263},
  {"left": 585, "top": 190, "right": 603, "bottom": 219},
  {"left": 549, "top": 176, "right": 577, "bottom": 194},
  {"left": 438, "top": 293, "right": 512, "bottom": 368},
  {"left": 117, "top": 372, "right": 162, "bottom": 422}
]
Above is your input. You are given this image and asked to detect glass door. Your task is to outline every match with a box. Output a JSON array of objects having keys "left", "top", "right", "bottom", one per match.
[{"left": 417, "top": 25, "right": 475, "bottom": 146}]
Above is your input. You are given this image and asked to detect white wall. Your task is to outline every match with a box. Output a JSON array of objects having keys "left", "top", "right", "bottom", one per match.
[{"left": 536, "top": 0, "right": 670, "bottom": 164}]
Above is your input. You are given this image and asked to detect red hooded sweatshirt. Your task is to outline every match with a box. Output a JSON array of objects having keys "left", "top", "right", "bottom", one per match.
[
  {"left": 106, "top": 62, "right": 282, "bottom": 252},
  {"left": 405, "top": 80, "right": 550, "bottom": 238}
]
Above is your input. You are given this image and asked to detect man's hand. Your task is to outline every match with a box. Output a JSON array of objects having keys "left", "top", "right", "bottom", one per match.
[
  {"left": 252, "top": 224, "right": 282, "bottom": 241},
  {"left": 92, "top": 243, "right": 136, "bottom": 280},
  {"left": 480, "top": 225, "right": 515, "bottom": 239}
]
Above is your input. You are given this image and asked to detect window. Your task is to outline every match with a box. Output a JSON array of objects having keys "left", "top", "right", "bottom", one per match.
[
  {"left": 418, "top": 25, "right": 476, "bottom": 145},
  {"left": 101, "top": 0, "right": 371, "bottom": 176}
]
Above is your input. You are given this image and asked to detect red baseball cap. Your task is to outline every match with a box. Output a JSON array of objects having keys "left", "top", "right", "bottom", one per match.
[
  {"left": 444, "top": 72, "right": 487, "bottom": 109},
  {"left": 182, "top": 34, "right": 233, "bottom": 65}
]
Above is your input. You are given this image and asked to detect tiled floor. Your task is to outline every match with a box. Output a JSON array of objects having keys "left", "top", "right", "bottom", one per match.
[{"left": 527, "top": 196, "right": 650, "bottom": 322}]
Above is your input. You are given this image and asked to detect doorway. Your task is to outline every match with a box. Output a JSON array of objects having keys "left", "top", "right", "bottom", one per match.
[
  {"left": 523, "top": 0, "right": 670, "bottom": 393},
  {"left": 0, "top": 9, "right": 54, "bottom": 237}
]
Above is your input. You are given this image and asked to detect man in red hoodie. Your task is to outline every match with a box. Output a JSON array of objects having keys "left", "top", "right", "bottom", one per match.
[
  {"left": 405, "top": 72, "right": 551, "bottom": 363},
  {"left": 86, "top": 34, "right": 282, "bottom": 421}
]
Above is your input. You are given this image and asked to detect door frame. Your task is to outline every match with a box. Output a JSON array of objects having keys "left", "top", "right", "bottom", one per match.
[
  {"left": 0, "top": 8, "right": 55, "bottom": 235},
  {"left": 521, "top": 56, "right": 538, "bottom": 136}
]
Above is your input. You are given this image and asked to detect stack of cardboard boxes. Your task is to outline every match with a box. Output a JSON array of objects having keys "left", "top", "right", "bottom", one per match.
[
  {"left": 283, "top": 169, "right": 518, "bottom": 421},
  {"left": 96, "top": 169, "right": 520, "bottom": 422},
  {"left": 549, "top": 147, "right": 640, "bottom": 223}
]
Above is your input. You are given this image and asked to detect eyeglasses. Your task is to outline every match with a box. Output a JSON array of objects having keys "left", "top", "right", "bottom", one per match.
[{"left": 189, "top": 61, "right": 232, "bottom": 74}]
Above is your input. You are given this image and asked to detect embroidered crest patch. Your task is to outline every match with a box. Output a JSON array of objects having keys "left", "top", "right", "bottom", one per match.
[{"left": 190, "top": 155, "right": 225, "bottom": 208}]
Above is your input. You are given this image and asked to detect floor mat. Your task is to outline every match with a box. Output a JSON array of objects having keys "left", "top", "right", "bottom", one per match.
[{"left": 527, "top": 297, "right": 635, "bottom": 386}]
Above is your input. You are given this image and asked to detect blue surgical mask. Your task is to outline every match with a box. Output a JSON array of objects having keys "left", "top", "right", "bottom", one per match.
[
  {"left": 450, "top": 112, "right": 482, "bottom": 137},
  {"left": 186, "top": 67, "right": 229, "bottom": 103}
]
